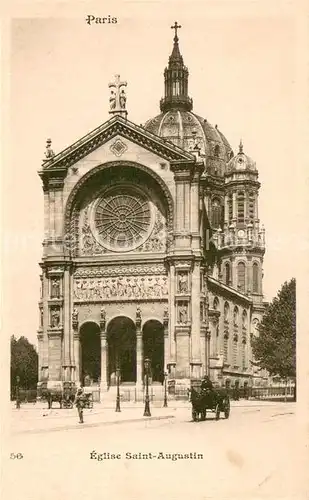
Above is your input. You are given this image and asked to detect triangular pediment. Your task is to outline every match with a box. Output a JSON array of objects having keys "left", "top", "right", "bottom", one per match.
[{"left": 41, "top": 115, "right": 195, "bottom": 171}]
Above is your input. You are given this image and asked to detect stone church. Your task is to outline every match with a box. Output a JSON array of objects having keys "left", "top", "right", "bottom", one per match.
[{"left": 37, "top": 23, "right": 266, "bottom": 398}]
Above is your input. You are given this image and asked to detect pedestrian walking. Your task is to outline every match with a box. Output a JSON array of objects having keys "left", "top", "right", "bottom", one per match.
[{"left": 74, "top": 387, "right": 85, "bottom": 424}]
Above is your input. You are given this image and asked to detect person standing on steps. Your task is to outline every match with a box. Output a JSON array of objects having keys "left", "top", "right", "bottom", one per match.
[{"left": 74, "top": 387, "right": 85, "bottom": 424}]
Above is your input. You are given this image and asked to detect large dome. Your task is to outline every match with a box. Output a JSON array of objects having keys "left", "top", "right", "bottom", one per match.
[
  {"left": 144, "top": 110, "right": 233, "bottom": 166},
  {"left": 143, "top": 28, "right": 233, "bottom": 176}
]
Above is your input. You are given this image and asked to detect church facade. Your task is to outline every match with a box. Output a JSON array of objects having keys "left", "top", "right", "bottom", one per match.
[{"left": 37, "top": 24, "right": 266, "bottom": 397}]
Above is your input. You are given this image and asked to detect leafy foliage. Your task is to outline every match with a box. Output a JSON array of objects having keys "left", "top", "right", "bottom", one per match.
[
  {"left": 11, "top": 336, "right": 38, "bottom": 391},
  {"left": 252, "top": 278, "right": 296, "bottom": 379}
]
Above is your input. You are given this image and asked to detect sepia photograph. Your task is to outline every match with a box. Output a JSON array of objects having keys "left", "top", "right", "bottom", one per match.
[{"left": 2, "top": 2, "right": 308, "bottom": 499}]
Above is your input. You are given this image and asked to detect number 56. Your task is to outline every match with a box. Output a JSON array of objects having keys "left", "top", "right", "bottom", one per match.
[{"left": 10, "top": 453, "right": 23, "bottom": 460}]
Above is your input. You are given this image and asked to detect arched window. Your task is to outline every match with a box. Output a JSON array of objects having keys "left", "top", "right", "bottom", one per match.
[
  {"left": 233, "top": 306, "right": 239, "bottom": 326},
  {"left": 211, "top": 198, "right": 221, "bottom": 228},
  {"left": 252, "top": 262, "right": 259, "bottom": 293},
  {"left": 224, "top": 302, "right": 229, "bottom": 321},
  {"left": 225, "top": 262, "right": 231, "bottom": 285},
  {"left": 237, "top": 191, "right": 245, "bottom": 223},
  {"left": 242, "top": 310, "right": 247, "bottom": 328},
  {"left": 214, "top": 144, "right": 220, "bottom": 158},
  {"left": 213, "top": 297, "right": 219, "bottom": 310},
  {"left": 237, "top": 262, "right": 246, "bottom": 292}
]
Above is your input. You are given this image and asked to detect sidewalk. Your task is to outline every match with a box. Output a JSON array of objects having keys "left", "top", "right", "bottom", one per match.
[
  {"left": 10, "top": 399, "right": 295, "bottom": 435},
  {"left": 10, "top": 405, "right": 176, "bottom": 435}
]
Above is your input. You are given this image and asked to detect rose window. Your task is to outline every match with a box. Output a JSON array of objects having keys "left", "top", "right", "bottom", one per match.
[{"left": 91, "top": 186, "right": 155, "bottom": 252}]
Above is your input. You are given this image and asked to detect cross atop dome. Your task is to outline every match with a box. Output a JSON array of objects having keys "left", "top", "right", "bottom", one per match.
[{"left": 171, "top": 21, "right": 181, "bottom": 42}]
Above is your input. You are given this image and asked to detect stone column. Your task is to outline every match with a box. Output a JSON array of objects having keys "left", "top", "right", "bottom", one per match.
[
  {"left": 73, "top": 332, "right": 80, "bottom": 383},
  {"left": 99, "top": 309, "right": 108, "bottom": 391},
  {"left": 190, "top": 261, "right": 202, "bottom": 379},
  {"left": 190, "top": 167, "right": 203, "bottom": 251},
  {"left": 163, "top": 306, "right": 169, "bottom": 372},
  {"left": 168, "top": 264, "right": 176, "bottom": 377},
  {"left": 135, "top": 307, "right": 143, "bottom": 387},
  {"left": 100, "top": 333, "right": 108, "bottom": 390},
  {"left": 205, "top": 329, "right": 211, "bottom": 376},
  {"left": 232, "top": 191, "right": 237, "bottom": 221},
  {"left": 224, "top": 194, "right": 229, "bottom": 224}
]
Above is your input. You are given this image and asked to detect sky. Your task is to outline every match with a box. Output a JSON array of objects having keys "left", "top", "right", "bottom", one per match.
[{"left": 3, "top": 1, "right": 307, "bottom": 346}]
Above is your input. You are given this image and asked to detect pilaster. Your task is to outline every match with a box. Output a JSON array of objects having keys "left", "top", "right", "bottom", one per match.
[{"left": 47, "top": 328, "right": 63, "bottom": 381}]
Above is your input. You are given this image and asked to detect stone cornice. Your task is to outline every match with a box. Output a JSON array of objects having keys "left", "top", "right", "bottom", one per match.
[
  {"left": 47, "top": 328, "right": 63, "bottom": 338},
  {"left": 40, "top": 115, "right": 195, "bottom": 173},
  {"left": 207, "top": 276, "right": 252, "bottom": 305}
]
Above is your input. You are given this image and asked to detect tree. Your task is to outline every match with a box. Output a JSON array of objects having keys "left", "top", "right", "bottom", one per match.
[
  {"left": 11, "top": 335, "right": 38, "bottom": 393},
  {"left": 252, "top": 278, "right": 296, "bottom": 380}
]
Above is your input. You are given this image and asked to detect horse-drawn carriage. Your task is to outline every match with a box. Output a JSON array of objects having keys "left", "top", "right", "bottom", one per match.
[
  {"left": 189, "top": 380, "right": 230, "bottom": 422},
  {"left": 40, "top": 381, "right": 76, "bottom": 409}
]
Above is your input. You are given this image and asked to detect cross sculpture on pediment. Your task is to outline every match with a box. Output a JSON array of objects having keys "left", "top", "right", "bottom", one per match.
[{"left": 108, "top": 74, "right": 128, "bottom": 117}]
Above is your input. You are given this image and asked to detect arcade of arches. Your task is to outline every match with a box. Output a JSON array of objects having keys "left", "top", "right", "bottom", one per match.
[{"left": 79, "top": 317, "right": 165, "bottom": 387}]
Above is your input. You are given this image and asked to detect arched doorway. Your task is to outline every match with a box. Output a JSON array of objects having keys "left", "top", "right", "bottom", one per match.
[
  {"left": 107, "top": 316, "right": 136, "bottom": 385},
  {"left": 143, "top": 320, "right": 164, "bottom": 384},
  {"left": 80, "top": 322, "right": 101, "bottom": 386}
]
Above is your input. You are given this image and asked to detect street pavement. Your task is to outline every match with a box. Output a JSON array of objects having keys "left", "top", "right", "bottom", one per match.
[{"left": 3, "top": 401, "right": 308, "bottom": 500}]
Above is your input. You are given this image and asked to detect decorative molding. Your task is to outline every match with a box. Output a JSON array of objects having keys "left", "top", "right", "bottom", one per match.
[
  {"left": 41, "top": 116, "right": 194, "bottom": 171},
  {"left": 74, "top": 264, "right": 167, "bottom": 278},
  {"left": 110, "top": 138, "right": 128, "bottom": 157}
]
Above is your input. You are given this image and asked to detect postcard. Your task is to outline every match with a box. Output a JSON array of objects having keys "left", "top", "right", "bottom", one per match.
[{"left": 1, "top": 1, "right": 308, "bottom": 499}]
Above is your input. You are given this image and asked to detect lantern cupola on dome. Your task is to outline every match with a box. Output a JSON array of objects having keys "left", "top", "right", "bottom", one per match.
[{"left": 160, "top": 22, "right": 193, "bottom": 113}]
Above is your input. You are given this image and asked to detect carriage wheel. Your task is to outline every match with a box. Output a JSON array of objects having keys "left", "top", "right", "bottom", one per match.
[
  {"left": 224, "top": 400, "right": 230, "bottom": 419},
  {"left": 201, "top": 409, "right": 206, "bottom": 421},
  {"left": 192, "top": 409, "right": 198, "bottom": 422},
  {"left": 215, "top": 404, "right": 220, "bottom": 420}
]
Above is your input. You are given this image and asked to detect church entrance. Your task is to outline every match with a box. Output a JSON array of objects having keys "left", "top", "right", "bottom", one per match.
[
  {"left": 143, "top": 320, "right": 164, "bottom": 384},
  {"left": 107, "top": 316, "right": 136, "bottom": 385},
  {"left": 80, "top": 322, "right": 101, "bottom": 386}
]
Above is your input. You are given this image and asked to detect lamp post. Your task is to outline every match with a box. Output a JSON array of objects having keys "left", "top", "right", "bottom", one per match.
[
  {"left": 143, "top": 357, "right": 151, "bottom": 417},
  {"left": 16, "top": 376, "right": 20, "bottom": 409},
  {"left": 163, "top": 371, "right": 168, "bottom": 407},
  {"left": 115, "top": 364, "right": 121, "bottom": 412}
]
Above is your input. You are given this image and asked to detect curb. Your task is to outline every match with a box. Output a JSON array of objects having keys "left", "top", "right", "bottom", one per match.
[{"left": 13, "top": 414, "right": 176, "bottom": 435}]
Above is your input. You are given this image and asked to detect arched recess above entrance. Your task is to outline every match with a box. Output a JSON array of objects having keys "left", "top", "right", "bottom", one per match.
[
  {"left": 64, "top": 161, "right": 174, "bottom": 240},
  {"left": 106, "top": 316, "right": 137, "bottom": 385},
  {"left": 142, "top": 319, "right": 164, "bottom": 384},
  {"left": 79, "top": 321, "right": 101, "bottom": 386},
  {"left": 78, "top": 319, "right": 100, "bottom": 334}
]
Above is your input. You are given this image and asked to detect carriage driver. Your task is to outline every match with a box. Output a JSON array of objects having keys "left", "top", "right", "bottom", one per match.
[{"left": 201, "top": 375, "right": 213, "bottom": 391}]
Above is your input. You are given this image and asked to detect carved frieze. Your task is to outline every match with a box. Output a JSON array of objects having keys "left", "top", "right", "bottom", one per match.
[
  {"left": 73, "top": 275, "right": 168, "bottom": 302},
  {"left": 74, "top": 264, "right": 167, "bottom": 279}
]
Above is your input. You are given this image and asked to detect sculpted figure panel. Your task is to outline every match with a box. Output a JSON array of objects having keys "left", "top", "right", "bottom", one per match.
[{"left": 73, "top": 275, "right": 168, "bottom": 301}]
